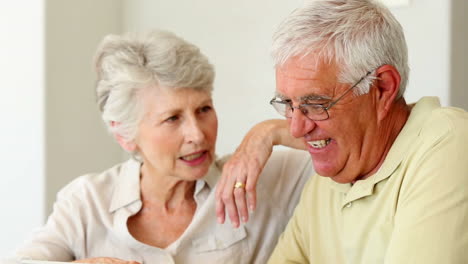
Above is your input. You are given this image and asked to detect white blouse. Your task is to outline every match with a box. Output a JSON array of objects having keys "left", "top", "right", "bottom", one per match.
[{"left": 14, "top": 149, "right": 313, "bottom": 264}]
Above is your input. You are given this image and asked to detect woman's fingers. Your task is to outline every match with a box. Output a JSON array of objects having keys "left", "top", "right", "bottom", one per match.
[
  {"left": 245, "top": 165, "right": 260, "bottom": 213},
  {"left": 234, "top": 180, "right": 249, "bottom": 224},
  {"left": 217, "top": 155, "right": 259, "bottom": 228},
  {"left": 222, "top": 164, "right": 243, "bottom": 228},
  {"left": 216, "top": 120, "right": 282, "bottom": 227},
  {"left": 215, "top": 170, "right": 227, "bottom": 224}
]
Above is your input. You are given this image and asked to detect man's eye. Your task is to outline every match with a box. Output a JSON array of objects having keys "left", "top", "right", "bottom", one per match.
[
  {"left": 304, "top": 103, "right": 325, "bottom": 109},
  {"left": 165, "top": 116, "right": 179, "bottom": 122}
]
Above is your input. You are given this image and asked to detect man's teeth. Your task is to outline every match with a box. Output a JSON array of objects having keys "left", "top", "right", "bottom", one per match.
[
  {"left": 182, "top": 152, "right": 204, "bottom": 161},
  {"left": 308, "top": 139, "right": 331, "bottom": 149}
]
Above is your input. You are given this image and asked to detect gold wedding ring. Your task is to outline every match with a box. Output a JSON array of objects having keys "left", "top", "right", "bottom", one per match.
[{"left": 234, "top": 182, "right": 245, "bottom": 189}]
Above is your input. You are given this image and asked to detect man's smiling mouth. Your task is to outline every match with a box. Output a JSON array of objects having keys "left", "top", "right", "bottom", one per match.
[{"left": 307, "top": 138, "right": 331, "bottom": 149}]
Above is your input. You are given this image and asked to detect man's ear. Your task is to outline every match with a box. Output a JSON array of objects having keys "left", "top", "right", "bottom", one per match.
[
  {"left": 374, "top": 64, "right": 401, "bottom": 121},
  {"left": 111, "top": 121, "right": 137, "bottom": 152}
]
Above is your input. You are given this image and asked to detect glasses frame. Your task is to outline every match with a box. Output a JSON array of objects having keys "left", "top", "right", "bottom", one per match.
[{"left": 270, "top": 70, "right": 373, "bottom": 121}]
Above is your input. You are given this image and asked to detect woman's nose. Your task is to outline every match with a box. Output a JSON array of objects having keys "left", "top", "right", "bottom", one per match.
[{"left": 185, "top": 119, "right": 205, "bottom": 144}]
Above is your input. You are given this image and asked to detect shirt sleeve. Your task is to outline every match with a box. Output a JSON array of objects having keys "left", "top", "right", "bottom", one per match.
[
  {"left": 261, "top": 148, "right": 314, "bottom": 217},
  {"left": 385, "top": 112, "right": 468, "bottom": 263},
  {"left": 14, "top": 179, "right": 86, "bottom": 261}
]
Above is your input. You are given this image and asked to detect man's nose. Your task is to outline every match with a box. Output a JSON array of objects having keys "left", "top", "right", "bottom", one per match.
[{"left": 289, "top": 108, "right": 316, "bottom": 138}]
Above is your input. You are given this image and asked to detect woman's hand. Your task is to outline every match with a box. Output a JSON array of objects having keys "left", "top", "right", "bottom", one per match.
[
  {"left": 73, "top": 257, "right": 141, "bottom": 264},
  {"left": 215, "top": 119, "right": 305, "bottom": 228}
]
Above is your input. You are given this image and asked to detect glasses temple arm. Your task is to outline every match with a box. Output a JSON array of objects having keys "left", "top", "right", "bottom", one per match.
[{"left": 325, "top": 71, "right": 372, "bottom": 110}]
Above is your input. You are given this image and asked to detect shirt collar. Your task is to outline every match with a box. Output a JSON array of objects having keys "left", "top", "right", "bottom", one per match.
[
  {"left": 109, "top": 158, "right": 142, "bottom": 213},
  {"left": 194, "top": 160, "right": 220, "bottom": 194},
  {"left": 330, "top": 97, "right": 441, "bottom": 196},
  {"left": 109, "top": 158, "right": 221, "bottom": 213}
]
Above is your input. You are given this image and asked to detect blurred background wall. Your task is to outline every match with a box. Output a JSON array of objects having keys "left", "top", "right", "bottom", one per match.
[
  {"left": 44, "top": 0, "right": 123, "bottom": 236},
  {"left": 0, "top": 0, "right": 45, "bottom": 256},
  {"left": 1, "top": 0, "right": 466, "bottom": 255}
]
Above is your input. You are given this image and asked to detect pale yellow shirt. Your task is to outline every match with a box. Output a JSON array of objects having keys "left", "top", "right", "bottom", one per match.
[
  {"left": 269, "top": 97, "right": 468, "bottom": 264},
  {"left": 13, "top": 149, "right": 313, "bottom": 264}
]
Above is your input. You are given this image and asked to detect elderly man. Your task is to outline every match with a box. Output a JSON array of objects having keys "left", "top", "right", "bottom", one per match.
[{"left": 216, "top": 0, "right": 468, "bottom": 263}]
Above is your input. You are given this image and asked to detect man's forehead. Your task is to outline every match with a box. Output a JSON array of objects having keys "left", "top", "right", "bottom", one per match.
[
  {"left": 275, "top": 55, "right": 337, "bottom": 101},
  {"left": 276, "top": 53, "right": 337, "bottom": 78}
]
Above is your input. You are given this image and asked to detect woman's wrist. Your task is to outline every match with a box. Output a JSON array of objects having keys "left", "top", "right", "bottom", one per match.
[{"left": 259, "top": 119, "right": 306, "bottom": 150}]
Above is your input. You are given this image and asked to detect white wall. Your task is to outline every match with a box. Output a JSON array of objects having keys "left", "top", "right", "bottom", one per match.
[
  {"left": 0, "top": 0, "right": 124, "bottom": 256},
  {"left": 1, "top": 0, "right": 464, "bottom": 257},
  {"left": 122, "top": 0, "right": 456, "bottom": 156},
  {"left": 390, "top": 0, "right": 451, "bottom": 106},
  {"left": 122, "top": 0, "right": 303, "bottom": 156},
  {"left": 0, "top": 0, "right": 45, "bottom": 256},
  {"left": 45, "top": 0, "right": 125, "bottom": 214}
]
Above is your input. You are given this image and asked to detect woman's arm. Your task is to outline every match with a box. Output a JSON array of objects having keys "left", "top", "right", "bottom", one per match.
[
  {"left": 215, "top": 119, "right": 305, "bottom": 227},
  {"left": 15, "top": 178, "right": 142, "bottom": 264}
]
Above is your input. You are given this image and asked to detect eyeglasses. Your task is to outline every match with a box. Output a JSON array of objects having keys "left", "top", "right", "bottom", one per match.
[{"left": 270, "top": 70, "right": 373, "bottom": 121}]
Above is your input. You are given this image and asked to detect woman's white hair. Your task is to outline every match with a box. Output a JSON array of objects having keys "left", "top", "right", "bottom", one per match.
[
  {"left": 94, "top": 30, "right": 215, "bottom": 146},
  {"left": 272, "top": 0, "right": 409, "bottom": 98}
]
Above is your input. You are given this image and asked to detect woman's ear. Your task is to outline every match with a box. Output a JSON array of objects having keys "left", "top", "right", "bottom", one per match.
[
  {"left": 111, "top": 121, "right": 137, "bottom": 152},
  {"left": 374, "top": 65, "right": 401, "bottom": 121}
]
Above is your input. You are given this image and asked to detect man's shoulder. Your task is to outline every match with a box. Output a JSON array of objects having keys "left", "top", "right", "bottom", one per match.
[
  {"left": 419, "top": 105, "right": 468, "bottom": 143},
  {"left": 431, "top": 106, "right": 468, "bottom": 130},
  {"left": 398, "top": 104, "right": 468, "bottom": 194}
]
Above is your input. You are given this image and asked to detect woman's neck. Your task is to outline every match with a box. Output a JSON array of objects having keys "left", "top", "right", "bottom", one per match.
[{"left": 139, "top": 162, "right": 196, "bottom": 211}]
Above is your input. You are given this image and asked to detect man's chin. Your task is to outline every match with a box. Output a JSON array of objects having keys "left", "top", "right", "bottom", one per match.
[
  {"left": 314, "top": 166, "right": 353, "bottom": 184},
  {"left": 313, "top": 161, "right": 338, "bottom": 178}
]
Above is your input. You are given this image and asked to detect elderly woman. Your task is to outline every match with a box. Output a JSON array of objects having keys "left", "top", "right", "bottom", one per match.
[{"left": 11, "top": 30, "right": 312, "bottom": 264}]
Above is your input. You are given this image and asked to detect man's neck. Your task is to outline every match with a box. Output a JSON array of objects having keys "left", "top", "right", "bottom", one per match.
[{"left": 358, "top": 98, "right": 411, "bottom": 181}]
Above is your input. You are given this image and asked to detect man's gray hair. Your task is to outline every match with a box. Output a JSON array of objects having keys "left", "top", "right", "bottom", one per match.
[
  {"left": 94, "top": 30, "right": 215, "bottom": 143},
  {"left": 272, "top": 0, "right": 409, "bottom": 97}
]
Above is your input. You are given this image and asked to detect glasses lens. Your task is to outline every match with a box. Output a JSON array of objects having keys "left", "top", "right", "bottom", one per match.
[
  {"left": 271, "top": 101, "right": 288, "bottom": 117},
  {"left": 270, "top": 100, "right": 330, "bottom": 120},
  {"left": 302, "top": 104, "right": 328, "bottom": 121}
]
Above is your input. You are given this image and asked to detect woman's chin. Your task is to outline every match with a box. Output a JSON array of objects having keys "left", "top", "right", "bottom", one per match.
[{"left": 179, "top": 158, "right": 213, "bottom": 181}]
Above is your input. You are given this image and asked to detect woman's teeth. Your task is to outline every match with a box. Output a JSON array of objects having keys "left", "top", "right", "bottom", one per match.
[
  {"left": 182, "top": 152, "right": 204, "bottom": 161},
  {"left": 308, "top": 138, "right": 331, "bottom": 149}
]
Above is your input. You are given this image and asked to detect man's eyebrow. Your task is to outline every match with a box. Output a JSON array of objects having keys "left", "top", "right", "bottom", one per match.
[
  {"left": 274, "top": 93, "right": 290, "bottom": 101},
  {"left": 274, "top": 93, "right": 332, "bottom": 102},
  {"left": 300, "top": 94, "right": 332, "bottom": 101}
]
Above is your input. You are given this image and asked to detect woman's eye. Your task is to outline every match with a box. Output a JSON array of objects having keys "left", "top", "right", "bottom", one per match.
[{"left": 199, "top": 105, "right": 212, "bottom": 113}]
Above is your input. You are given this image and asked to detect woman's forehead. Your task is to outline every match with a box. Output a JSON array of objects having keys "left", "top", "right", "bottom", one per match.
[{"left": 143, "top": 87, "right": 212, "bottom": 113}]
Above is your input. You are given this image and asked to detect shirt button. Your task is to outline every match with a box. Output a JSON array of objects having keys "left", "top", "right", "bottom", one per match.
[{"left": 345, "top": 202, "right": 352, "bottom": 208}]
